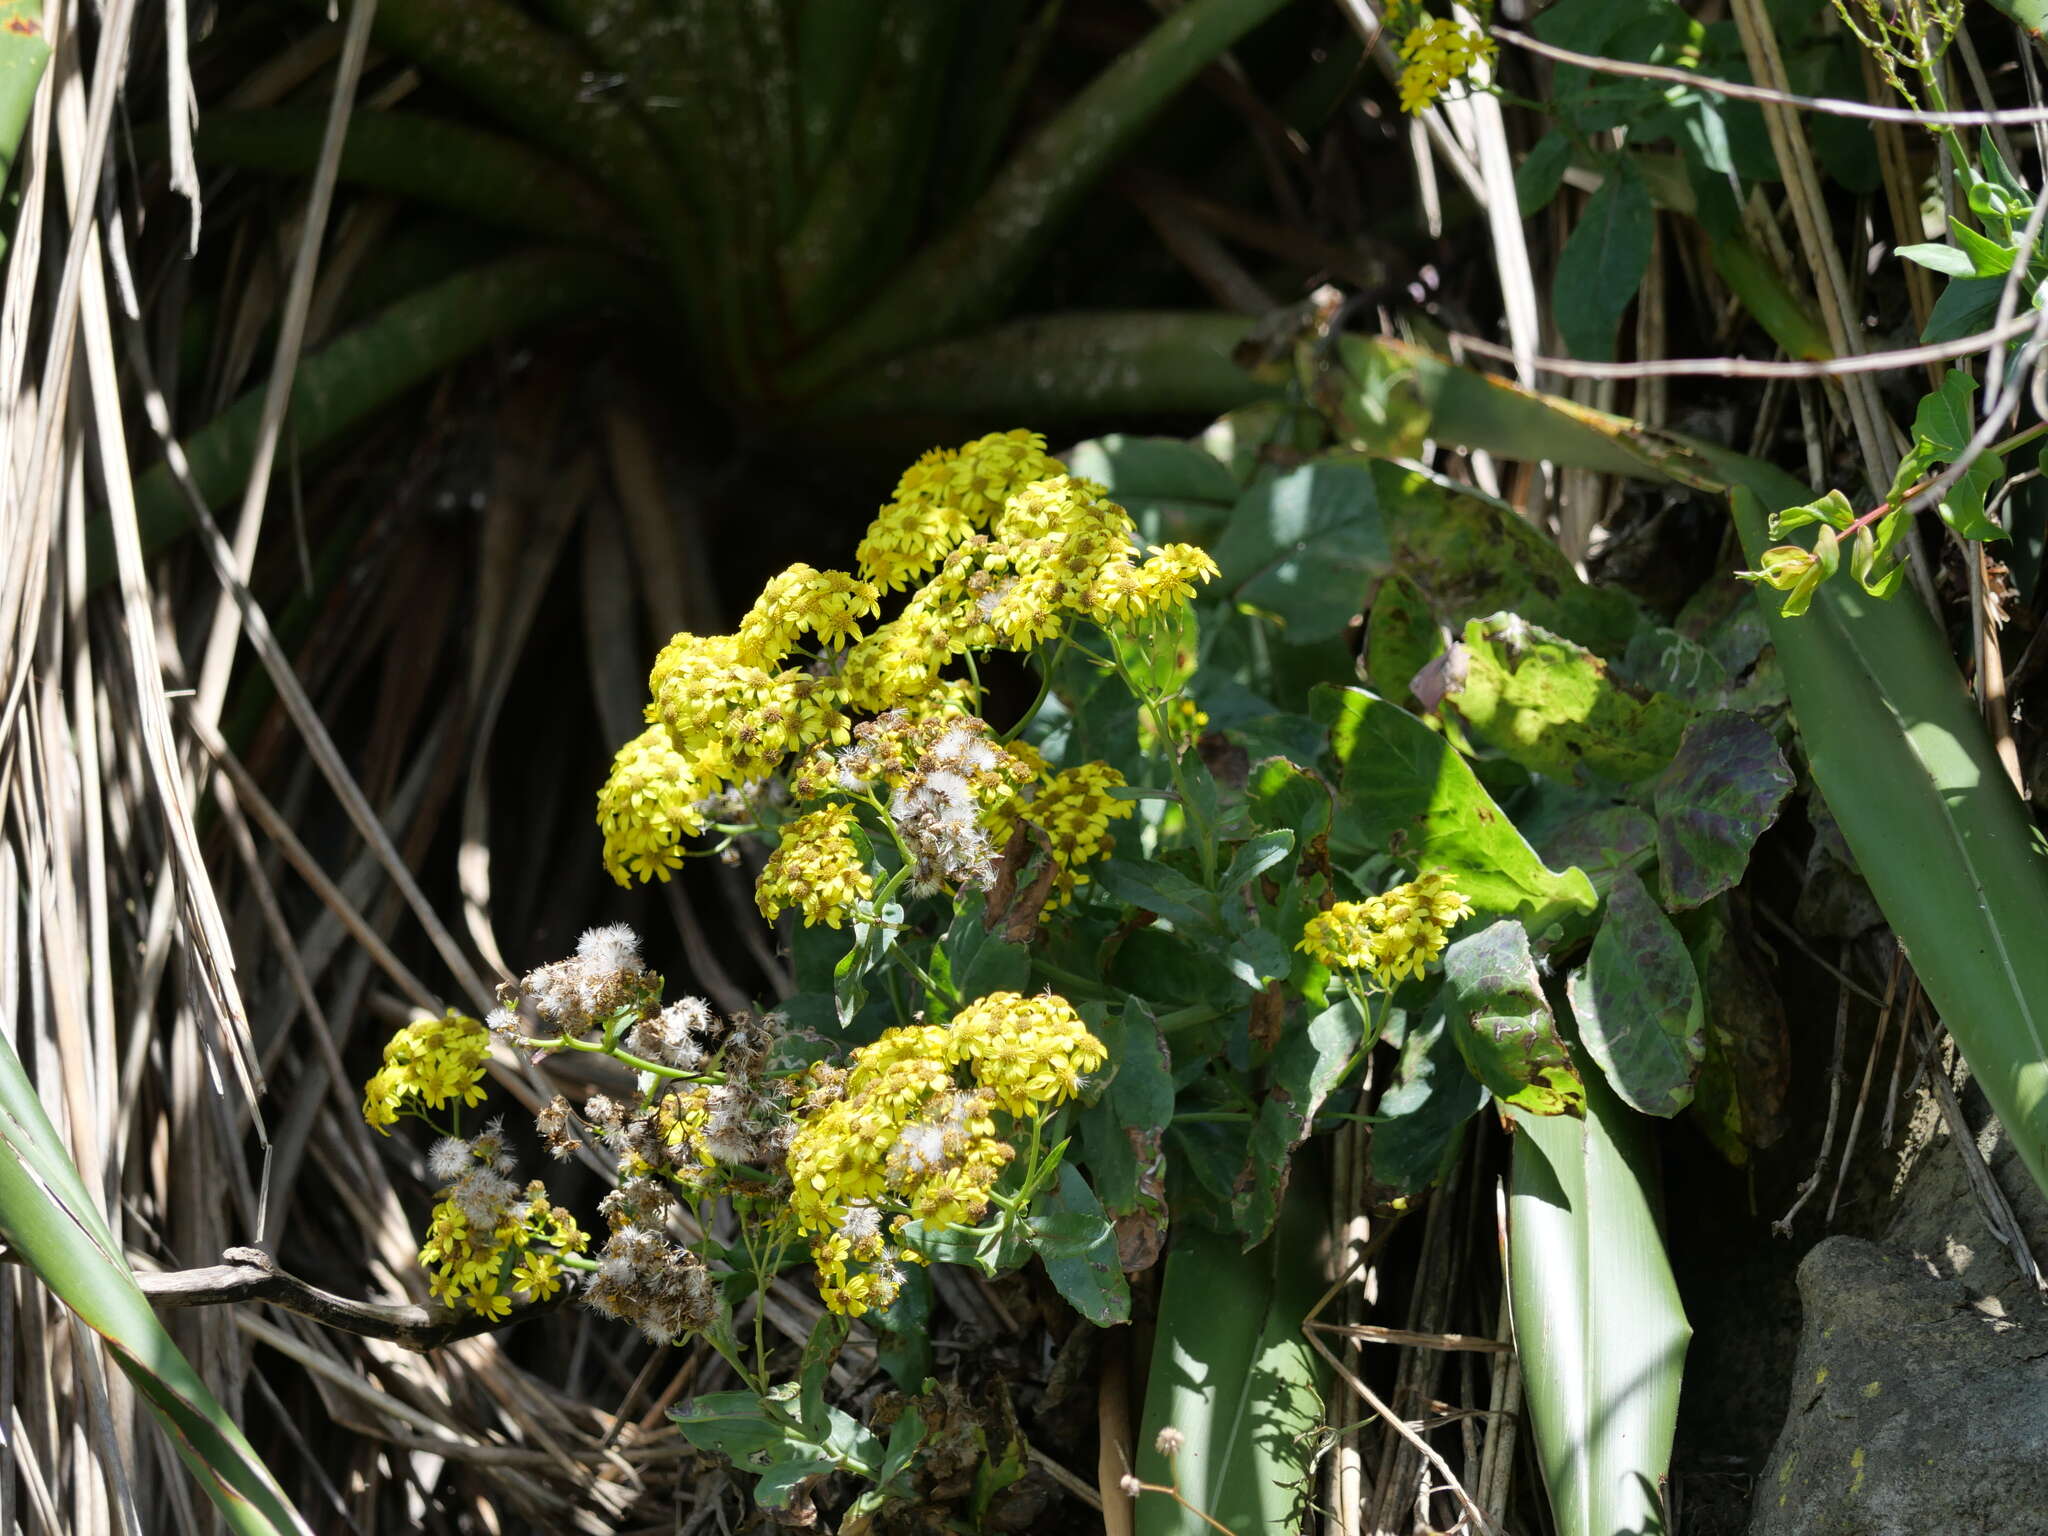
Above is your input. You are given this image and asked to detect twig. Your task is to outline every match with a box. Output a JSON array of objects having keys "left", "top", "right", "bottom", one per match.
[
  {"left": 1827, "top": 943, "right": 1906, "bottom": 1223},
  {"left": 1304, "top": 1330, "right": 1503, "bottom": 1536},
  {"left": 1443, "top": 308, "right": 2040, "bottom": 380},
  {"left": 1496, "top": 25, "right": 2048, "bottom": 126},
  {"left": 102, "top": 1247, "right": 572, "bottom": 1351},
  {"left": 1775, "top": 961, "right": 1853, "bottom": 1237}
]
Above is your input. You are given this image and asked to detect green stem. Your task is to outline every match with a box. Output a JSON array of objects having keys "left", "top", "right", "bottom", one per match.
[{"left": 1000, "top": 636, "right": 1070, "bottom": 744}]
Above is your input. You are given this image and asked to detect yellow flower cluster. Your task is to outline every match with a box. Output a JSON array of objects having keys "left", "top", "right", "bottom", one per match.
[
  {"left": 785, "top": 990, "right": 1105, "bottom": 1314},
  {"left": 1396, "top": 14, "right": 1497, "bottom": 113},
  {"left": 362, "top": 1011, "right": 491, "bottom": 1132},
  {"left": 754, "top": 804, "right": 874, "bottom": 928},
  {"left": 856, "top": 430, "right": 1066, "bottom": 590},
  {"left": 599, "top": 431, "right": 1222, "bottom": 884},
  {"left": 418, "top": 1179, "right": 586, "bottom": 1318},
  {"left": 948, "top": 991, "right": 1110, "bottom": 1118},
  {"left": 596, "top": 725, "right": 713, "bottom": 885},
  {"left": 1020, "top": 762, "right": 1136, "bottom": 907},
  {"left": 1298, "top": 871, "right": 1474, "bottom": 985}
]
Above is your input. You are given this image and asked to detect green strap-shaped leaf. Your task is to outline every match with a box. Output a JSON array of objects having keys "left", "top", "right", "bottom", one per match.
[
  {"left": 0, "top": 1038, "right": 311, "bottom": 1535},
  {"left": 1508, "top": 1052, "right": 1690, "bottom": 1536},
  {"left": 1135, "top": 1179, "right": 1328, "bottom": 1536}
]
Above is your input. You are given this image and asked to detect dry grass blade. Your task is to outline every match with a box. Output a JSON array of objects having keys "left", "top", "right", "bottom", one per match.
[{"left": 191, "top": 0, "right": 378, "bottom": 731}]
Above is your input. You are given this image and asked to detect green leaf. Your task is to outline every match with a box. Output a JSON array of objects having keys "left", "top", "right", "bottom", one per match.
[
  {"left": 1065, "top": 433, "right": 1245, "bottom": 542},
  {"left": 1233, "top": 998, "right": 1365, "bottom": 1239},
  {"left": 1095, "top": 857, "right": 1221, "bottom": 931},
  {"left": 1507, "top": 1049, "right": 1689, "bottom": 1536},
  {"left": 105, "top": 251, "right": 629, "bottom": 583},
  {"left": 1651, "top": 713, "right": 1794, "bottom": 909},
  {"left": 1443, "top": 919, "right": 1585, "bottom": 1116},
  {"left": 1517, "top": 130, "right": 1574, "bottom": 215},
  {"left": 1211, "top": 458, "right": 1389, "bottom": 642},
  {"left": 1368, "top": 1000, "right": 1491, "bottom": 1192},
  {"left": 1025, "top": 1209, "right": 1116, "bottom": 1259},
  {"left": 0, "top": 1035, "right": 311, "bottom": 1536},
  {"left": 1729, "top": 484, "right": 2048, "bottom": 1207},
  {"left": 786, "top": 0, "right": 1293, "bottom": 389},
  {"left": 0, "top": 1, "right": 48, "bottom": 187},
  {"left": 1565, "top": 869, "right": 1705, "bottom": 1117},
  {"left": 1034, "top": 1165, "right": 1130, "bottom": 1325},
  {"left": 1935, "top": 450, "right": 2007, "bottom": 541},
  {"left": 1382, "top": 466, "right": 1646, "bottom": 659},
  {"left": 1317, "top": 686, "right": 1598, "bottom": 931},
  {"left": 1897, "top": 242, "right": 1977, "bottom": 279},
  {"left": 1554, "top": 160, "right": 1654, "bottom": 361},
  {"left": 1364, "top": 570, "right": 1446, "bottom": 708},
  {"left": 1435, "top": 613, "right": 1696, "bottom": 783},
  {"left": 1947, "top": 215, "right": 2015, "bottom": 276},
  {"left": 834, "top": 894, "right": 905, "bottom": 1024},
  {"left": 1220, "top": 829, "right": 1295, "bottom": 896},
  {"left": 1245, "top": 757, "right": 1333, "bottom": 847},
  {"left": 1769, "top": 487, "right": 1855, "bottom": 535},
  {"left": 1681, "top": 899, "right": 1791, "bottom": 1164},
  {"left": 1136, "top": 1180, "right": 1328, "bottom": 1536},
  {"left": 1920, "top": 275, "right": 2004, "bottom": 344},
  {"left": 1537, "top": 805, "right": 1658, "bottom": 898},
  {"left": 1915, "top": 369, "right": 1981, "bottom": 456}
]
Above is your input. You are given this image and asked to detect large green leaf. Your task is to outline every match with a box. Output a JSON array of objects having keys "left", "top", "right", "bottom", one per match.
[
  {"left": 1443, "top": 919, "right": 1584, "bottom": 1116},
  {"left": 1437, "top": 613, "right": 1695, "bottom": 783},
  {"left": 1135, "top": 1183, "right": 1328, "bottom": 1536},
  {"left": 1507, "top": 1052, "right": 1690, "bottom": 1536},
  {"left": 1367, "top": 999, "right": 1490, "bottom": 1192},
  {"left": 1651, "top": 712, "right": 1794, "bottom": 909},
  {"left": 1212, "top": 457, "right": 1390, "bottom": 642},
  {"left": 1565, "top": 869, "right": 1705, "bottom": 1118},
  {"left": 101, "top": 250, "right": 630, "bottom": 583},
  {"left": 1553, "top": 159, "right": 1655, "bottom": 361},
  {"left": 1233, "top": 998, "right": 1364, "bottom": 1240},
  {"left": 1317, "top": 686, "right": 1597, "bottom": 932},
  {"left": 786, "top": 0, "right": 1292, "bottom": 389},
  {"left": 0, "top": 1, "right": 49, "bottom": 187}
]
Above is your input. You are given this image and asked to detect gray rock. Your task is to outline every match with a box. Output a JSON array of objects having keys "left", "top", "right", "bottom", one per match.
[{"left": 1748, "top": 1235, "right": 2048, "bottom": 1536}]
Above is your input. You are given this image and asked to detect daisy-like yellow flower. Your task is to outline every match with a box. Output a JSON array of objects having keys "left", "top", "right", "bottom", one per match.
[
  {"left": 1298, "top": 870, "right": 1474, "bottom": 985},
  {"left": 856, "top": 430, "right": 1066, "bottom": 590},
  {"left": 754, "top": 804, "right": 874, "bottom": 929},
  {"left": 361, "top": 1010, "right": 492, "bottom": 1131},
  {"left": 596, "top": 724, "right": 713, "bottom": 886},
  {"left": 1396, "top": 14, "right": 1496, "bottom": 113},
  {"left": 735, "top": 563, "right": 881, "bottom": 665},
  {"left": 1021, "top": 761, "right": 1137, "bottom": 907},
  {"left": 947, "top": 990, "right": 1108, "bottom": 1118}
]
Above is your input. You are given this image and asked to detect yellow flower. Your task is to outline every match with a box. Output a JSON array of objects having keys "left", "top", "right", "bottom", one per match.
[
  {"left": 1297, "top": 870, "right": 1474, "bottom": 984},
  {"left": 736, "top": 563, "right": 881, "bottom": 664},
  {"left": 754, "top": 804, "right": 874, "bottom": 928},
  {"left": 648, "top": 630, "right": 852, "bottom": 785},
  {"left": 781, "top": 987, "right": 1101, "bottom": 1313},
  {"left": 361, "top": 1010, "right": 491, "bottom": 1132},
  {"left": 948, "top": 990, "right": 1107, "bottom": 1117},
  {"left": 512, "top": 1250, "right": 563, "bottom": 1302},
  {"left": 1395, "top": 15, "right": 1496, "bottom": 114},
  {"left": 856, "top": 431, "right": 1067, "bottom": 590},
  {"left": 596, "top": 724, "right": 713, "bottom": 886},
  {"left": 1020, "top": 762, "right": 1137, "bottom": 907}
]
